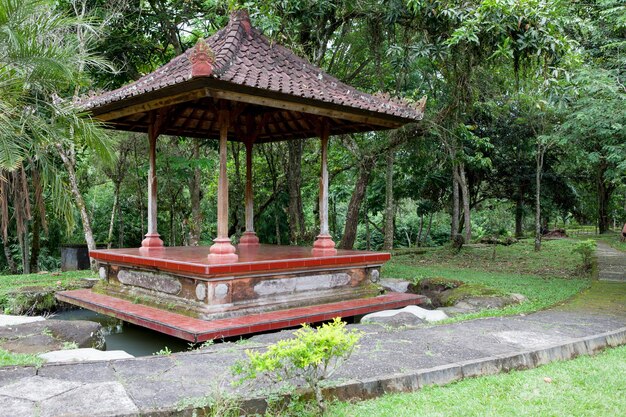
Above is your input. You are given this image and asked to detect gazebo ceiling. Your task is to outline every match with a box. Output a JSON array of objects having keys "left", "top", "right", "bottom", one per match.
[{"left": 78, "top": 10, "right": 425, "bottom": 142}]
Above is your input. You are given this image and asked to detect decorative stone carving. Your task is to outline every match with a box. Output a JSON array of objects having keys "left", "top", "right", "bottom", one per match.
[
  {"left": 214, "top": 284, "right": 229, "bottom": 299},
  {"left": 369, "top": 269, "right": 380, "bottom": 283},
  {"left": 189, "top": 39, "right": 215, "bottom": 77},
  {"left": 254, "top": 273, "right": 350, "bottom": 296},
  {"left": 195, "top": 283, "right": 207, "bottom": 301},
  {"left": 117, "top": 270, "right": 181, "bottom": 295}
]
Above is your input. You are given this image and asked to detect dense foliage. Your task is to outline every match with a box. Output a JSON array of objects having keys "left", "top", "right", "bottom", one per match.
[{"left": 0, "top": 0, "right": 624, "bottom": 273}]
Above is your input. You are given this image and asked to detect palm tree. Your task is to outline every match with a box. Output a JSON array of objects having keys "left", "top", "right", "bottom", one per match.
[{"left": 0, "top": 0, "right": 113, "bottom": 272}]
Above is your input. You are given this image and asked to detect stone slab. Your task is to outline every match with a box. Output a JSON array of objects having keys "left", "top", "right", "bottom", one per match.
[
  {"left": 0, "top": 396, "right": 36, "bottom": 417},
  {"left": 40, "top": 381, "right": 139, "bottom": 417},
  {"left": 0, "top": 315, "right": 45, "bottom": 327},
  {"left": 0, "top": 376, "right": 80, "bottom": 401},
  {"left": 37, "top": 361, "right": 118, "bottom": 383},
  {"left": 0, "top": 366, "right": 36, "bottom": 387},
  {"left": 362, "top": 305, "right": 448, "bottom": 323},
  {"left": 379, "top": 278, "right": 411, "bottom": 293},
  {"left": 40, "top": 348, "right": 134, "bottom": 363}
]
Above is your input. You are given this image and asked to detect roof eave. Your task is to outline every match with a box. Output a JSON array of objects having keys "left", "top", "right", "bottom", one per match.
[{"left": 81, "top": 77, "right": 422, "bottom": 130}]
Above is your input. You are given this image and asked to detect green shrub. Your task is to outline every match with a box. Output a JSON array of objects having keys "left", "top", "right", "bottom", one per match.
[
  {"left": 153, "top": 346, "right": 172, "bottom": 356},
  {"left": 232, "top": 318, "right": 363, "bottom": 414},
  {"left": 573, "top": 240, "right": 595, "bottom": 272}
]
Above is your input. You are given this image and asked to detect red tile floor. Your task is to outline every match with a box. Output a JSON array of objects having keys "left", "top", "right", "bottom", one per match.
[
  {"left": 57, "top": 289, "right": 426, "bottom": 342},
  {"left": 89, "top": 244, "right": 391, "bottom": 277}
]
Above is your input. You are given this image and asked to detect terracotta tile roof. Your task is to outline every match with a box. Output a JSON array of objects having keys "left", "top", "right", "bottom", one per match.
[{"left": 78, "top": 10, "right": 424, "bottom": 125}]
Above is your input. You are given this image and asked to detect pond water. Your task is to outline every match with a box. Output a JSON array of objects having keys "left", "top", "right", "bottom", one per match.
[{"left": 54, "top": 309, "right": 190, "bottom": 357}]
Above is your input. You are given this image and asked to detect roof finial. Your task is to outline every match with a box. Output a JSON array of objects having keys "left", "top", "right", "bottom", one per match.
[
  {"left": 189, "top": 38, "right": 216, "bottom": 77},
  {"left": 414, "top": 96, "right": 428, "bottom": 114},
  {"left": 231, "top": 9, "right": 252, "bottom": 35}
]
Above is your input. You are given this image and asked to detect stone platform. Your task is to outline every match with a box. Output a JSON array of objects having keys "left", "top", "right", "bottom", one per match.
[
  {"left": 55, "top": 244, "right": 423, "bottom": 340},
  {"left": 83, "top": 245, "right": 391, "bottom": 320}
]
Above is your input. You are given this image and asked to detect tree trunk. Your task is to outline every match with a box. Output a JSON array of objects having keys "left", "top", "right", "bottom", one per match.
[
  {"left": 451, "top": 172, "right": 460, "bottom": 240},
  {"left": 597, "top": 160, "right": 612, "bottom": 234},
  {"left": 287, "top": 139, "right": 306, "bottom": 244},
  {"left": 229, "top": 142, "right": 244, "bottom": 237},
  {"left": 417, "top": 213, "right": 424, "bottom": 247},
  {"left": 2, "top": 237, "right": 17, "bottom": 274},
  {"left": 189, "top": 139, "right": 202, "bottom": 245},
  {"left": 169, "top": 201, "right": 175, "bottom": 246},
  {"left": 515, "top": 190, "right": 524, "bottom": 238},
  {"left": 132, "top": 140, "right": 145, "bottom": 235},
  {"left": 457, "top": 164, "right": 472, "bottom": 243},
  {"left": 118, "top": 198, "right": 124, "bottom": 248},
  {"left": 534, "top": 145, "right": 544, "bottom": 252},
  {"left": 426, "top": 212, "right": 433, "bottom": 243},
  {"left": 383, "top": 149, "right": 395, "bottom": 250},
  {"left": 339, "top": 158, "right": 374, "bottom": 250},
  {"left": 57, "top": 144, "right": 97, "bottom": 270},
  {"left": 365, "top": 207, "right": 371, "bottom": 251},
  {"left": 107, "top": 183, "right": 120, "bottom": 249},
  {"left": 21, "top": 220, "right": 30, "bottom": 275},
  {"left": 29, "top": 212, "right": 40, "bottom": 273},
  {"left": 274, "top": 208, "right": 281, "bottom": 245}
]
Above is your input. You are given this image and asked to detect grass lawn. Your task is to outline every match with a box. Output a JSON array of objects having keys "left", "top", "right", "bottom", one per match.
[
  {"left": 383, "top": 239, "right": 590, "bottom": 321},
  {"left": 0, "top": 270, "right": 96, "bottom": 293},
  {"left": 0, "top": 349, "right": 43, "bottom": 367},
  {"left": 327, "top": 344, "right": 626, "bottom": 417},
  {"left": 0, "top": 270, "right": 96, "bottom": 313}
]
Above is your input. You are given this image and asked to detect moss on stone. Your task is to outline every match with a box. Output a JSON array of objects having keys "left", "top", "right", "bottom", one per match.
[{"left": 439, "top": 284, "right": 508, "bottom": 307}]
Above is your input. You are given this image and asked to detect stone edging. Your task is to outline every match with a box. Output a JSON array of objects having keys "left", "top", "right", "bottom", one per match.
[
  {"left": 324, "top": 326, "right": 626, "bottom": 402},
  {"left": 122, "top": 326, "right": 626, "bottom": 416},
  {"left": 160, "top": 326, "right": 626, "bottom": 416}
]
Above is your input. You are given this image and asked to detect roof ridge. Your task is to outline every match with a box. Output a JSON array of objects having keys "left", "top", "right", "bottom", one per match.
[{"left": 211, "top": 10, "right": 251, "bottom": 77}]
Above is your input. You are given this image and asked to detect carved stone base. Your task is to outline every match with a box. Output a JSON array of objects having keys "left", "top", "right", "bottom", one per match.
[
  {"left": 208, "top": 237, "right": 238, "bottom": 264},
  {"left": 312, "top": 234, "right": 337, "bottom": 256},
  {"left": 239, "top": 231, "right": 260, "bottom": 246},
  {"left": 139, "top": 233, "right": 164, "bottom": 255},
  {"left": 96, "top": 263, "right": 382, "bottom": 321}
]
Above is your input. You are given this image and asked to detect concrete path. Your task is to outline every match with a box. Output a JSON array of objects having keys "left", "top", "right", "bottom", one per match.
[
  {"left": 1, "top": 255, "right": 625, "bottom": 416},
  {"left": 597, "top": 242, "right": 626, "bottom": 282}
]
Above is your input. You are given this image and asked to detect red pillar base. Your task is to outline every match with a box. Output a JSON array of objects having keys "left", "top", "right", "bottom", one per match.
[
  {"left": 139, "top": 233, "right": 165, "bottom": 254},
  {"left": 312, "top": 234, "right": 337, "bottom": 256},
  {"left": 208, "top": 237, "right": 239, "bottom": 264},
  {"left": 239, "top": 231, "right": 260, "bottom": 246}
]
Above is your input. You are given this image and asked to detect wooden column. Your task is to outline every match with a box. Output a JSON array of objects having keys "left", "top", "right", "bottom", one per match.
[
  {"left": 239, "top": 141, "right": 259, "bottom": 246},
  {"left": 312, "top": 122, "right": 337, "bottom": 256},
  {"left": 140, "top": 114, "right": 164, "bottom": 252},
  {"left": 208, "top": 108, "right": 238, "bottom": 263}
]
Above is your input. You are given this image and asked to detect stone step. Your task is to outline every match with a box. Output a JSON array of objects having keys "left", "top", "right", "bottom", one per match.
[
  {"left": 39, "top": 348, "right": 134, "bottom": 363},
  {"left": 57, "top": 289, "right": 426, "bottom": 343}
]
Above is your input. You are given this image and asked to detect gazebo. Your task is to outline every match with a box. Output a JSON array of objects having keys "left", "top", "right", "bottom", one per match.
[{"left": 58, "top": 10, "right": 427, "bottom": 342}]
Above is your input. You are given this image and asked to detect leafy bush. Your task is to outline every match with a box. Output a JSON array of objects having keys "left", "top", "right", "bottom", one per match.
[
  {"left": 232, "top": 318, "right": 363, "bottom": 414},
  {"left": 573, "top": 240, "right": 595, "bottom": 272}
]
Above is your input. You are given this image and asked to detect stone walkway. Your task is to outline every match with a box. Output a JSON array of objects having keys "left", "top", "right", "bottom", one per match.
[
  {"left": 1, "top": 252, "right": 625, "bottom": 416},
  {"left": 597, "top": 242, "right": 626, "bottom": 282}
]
